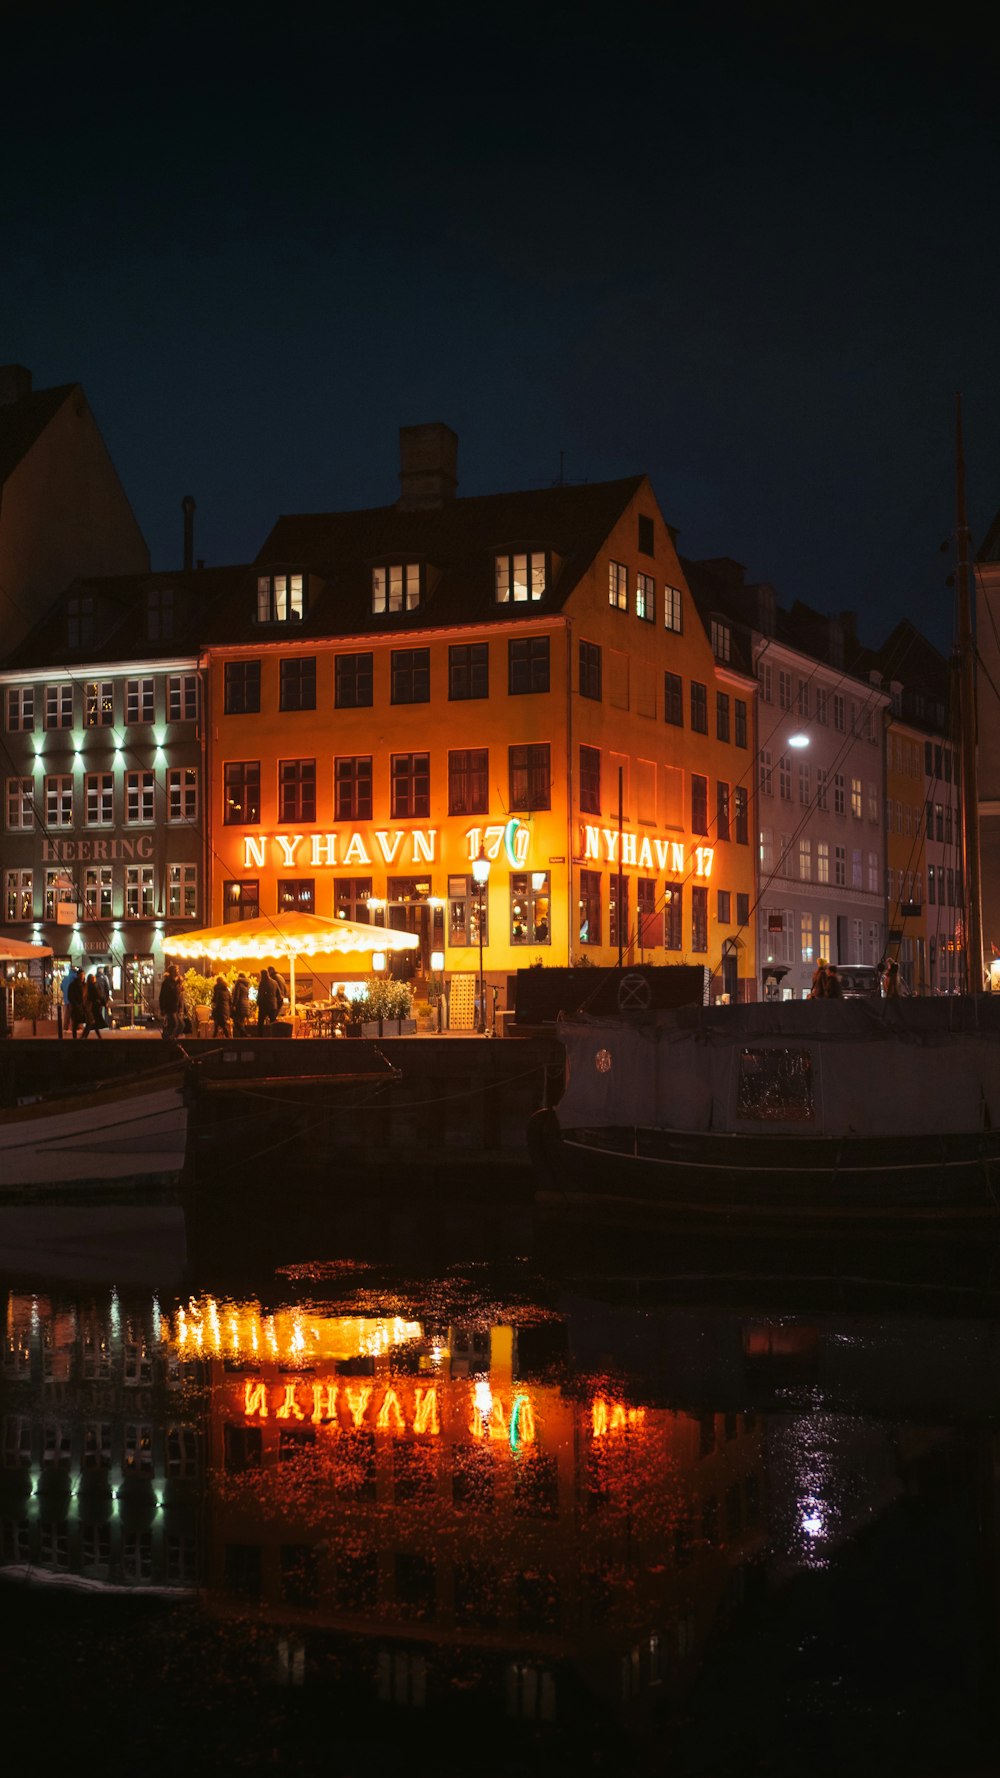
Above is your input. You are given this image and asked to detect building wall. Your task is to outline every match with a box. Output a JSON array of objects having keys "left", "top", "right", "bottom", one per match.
[
  {"left": 977, "top": 558, "right": 1000, "bottom": 969},
  {"left": 885, "top": 718, "right": 927, "bottom": 990},
  {"left": 0, "top": 393, "right": 149, "bottom": 656}
]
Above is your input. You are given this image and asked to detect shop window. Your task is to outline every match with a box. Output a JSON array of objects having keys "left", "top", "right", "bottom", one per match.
[
  {"left": 225, "top": 659, "right": 261, "bottom": 714},
  {"left": 224, "top": 879, "right": 259, "bottom": 922},
  {"left": 510, "top": 872, "right": 550, "bottom": 945},
  {"left": 335, "top": 755, "right": 372, "bottom": 821},
  {"left": 278, "top": 758, "right": 316, "bottom": 823},
  {"left": 335, "top": 878, "right": 372, "bottom": 922},
  {"left": 449, "top": 642, "right": 489, "bottom": 700},
  {"left": 224, "top": 761, "right": 260, "bottom": 824},
  {"left": 279, "top": 656, "right": 316, "bottom": 711},
  {"left": 509, "top": 744, "right": 550, "bottom": 812},
  {"left": 125, "top": 868, "right": 155, "bottom": 918},
  {"left": 448, "top": 749, "right": 488, "bottom": 816},
  {"left": 665, "top": 884, "right": 683, "bottom": 950},
  {"left": 335, "top": 652, "right": 373, "bottom": 709},
  {"left": 278, "top": 879, "right": 315, "bottom": 913},
  {"left": 578, "top": 870, "right": 601, "bottom": 945},
  {"left": 391, "top": 753, "right": 430, "bottom": 819},
  {"left": 4, "top": 869, "right": 32, "bottom": 921},
  {"left": 448, "top": 874, "right": 487, "bottom": 948},
  {"left": 508, "top": 636, "right": 550, "bottom": 694}
]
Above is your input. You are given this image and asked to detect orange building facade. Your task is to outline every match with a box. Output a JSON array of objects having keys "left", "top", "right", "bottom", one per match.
[{"left": 202, "top": 465, "right": 758, "bottom": 1001}]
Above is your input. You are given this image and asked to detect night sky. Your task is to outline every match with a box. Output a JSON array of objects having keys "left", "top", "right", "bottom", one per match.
[{"left": 4, "top": 5, "right": 999, "bottom": 652}]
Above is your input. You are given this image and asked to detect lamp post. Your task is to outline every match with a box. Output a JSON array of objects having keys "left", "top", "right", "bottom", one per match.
[{"left": 472, "top": 845, "right": 491, "bottom": 1034}]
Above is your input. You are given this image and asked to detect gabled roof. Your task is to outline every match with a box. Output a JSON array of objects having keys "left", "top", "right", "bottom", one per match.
[
  {"left": 0, "top": 383, "right": 77, "bottom": 487},
  {"left": 240, "top": 477, "right": 646, "bottom": 643},
  {"left": 1, "top": 565, "right": 250, "bottom": 673}
]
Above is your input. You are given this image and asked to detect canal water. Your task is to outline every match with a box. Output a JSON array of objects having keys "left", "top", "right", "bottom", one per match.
[{"left": 2, "top": 1218, "right": 998, "bottom": 1776}]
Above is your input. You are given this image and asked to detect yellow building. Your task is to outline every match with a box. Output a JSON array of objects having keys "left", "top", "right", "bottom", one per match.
[{"left": 203, "top": 428, "right": 757, "bottom": 1001}]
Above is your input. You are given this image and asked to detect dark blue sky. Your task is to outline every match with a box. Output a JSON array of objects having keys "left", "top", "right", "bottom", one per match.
[{"left": 3, "top": 5, "right": 999, "bottom": 652}]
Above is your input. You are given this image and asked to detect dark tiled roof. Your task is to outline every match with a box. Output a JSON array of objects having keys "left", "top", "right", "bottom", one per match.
[
  {"left": 0, "top": 384, "right": 76, "bottom": 487},
  {"left": 1, "top": 565, "right": 251, "bottom": 672},
  {"left": 235, "top": 477, "right": 646, "bottom": 643},
  {"left": 978, "top": 508, "right": 1000, "bottom": 562}
]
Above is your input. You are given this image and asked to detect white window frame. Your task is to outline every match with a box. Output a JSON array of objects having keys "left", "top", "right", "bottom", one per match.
[
  {"left": 663, "top": 585, "right": 683, "bottom": 633},
  {"left": 168, "top": 863, "right": 198, "bottom": 918},
  {"left": 45, "top": 775, "right": 73, "bottom": 827},
  {"left": 167, "top": 767, "right": 198, "bottom": 824},
  {"left": 126, "top": 771, "right": 155, "bottom": 824},
  {"left": 6, "top": 687, "right": 34, "bottom": 731},
  {"left": 6, "top": 777, "right": 34, "bottom": 829},
  {"left": 85, "top": 772, "right": 114, "bottom": 826},
  {"left": 126, "top": 678, "right": 155, "bottom": 725},
  {"left": 167, "top": 675, "right": 199, "bottom": 722}
]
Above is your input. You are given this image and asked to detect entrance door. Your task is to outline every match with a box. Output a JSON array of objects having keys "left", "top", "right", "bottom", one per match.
[{"left": 387, "top": 902, "right": 428, "bottom": 978}]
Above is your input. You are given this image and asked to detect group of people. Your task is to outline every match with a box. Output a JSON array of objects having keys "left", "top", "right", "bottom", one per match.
[
  {"left": 809, "top": 956, "right": 902, "bottom": 1000},
  {"left": 158, "top": 964, "right": 289, "bottom": 1039},
  {"left": 61, "top": 965, "right": 113, "bottom": 1039}
]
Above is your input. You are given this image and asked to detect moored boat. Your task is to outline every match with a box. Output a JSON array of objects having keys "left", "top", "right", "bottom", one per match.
[
  {"left": 0, "top": 1067, "right": 189, "bottom": 1198},
  {"left": 529, "top": 997, "right": 1000, "bottom": 1236}
]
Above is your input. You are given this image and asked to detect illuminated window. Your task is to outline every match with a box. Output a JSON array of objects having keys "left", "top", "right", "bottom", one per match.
[
  {"left": 223, "top": 761, "right": 260, "bottom": 824},
  {"left": 690, "top": 681, "right": 707, "bottom": 733},
  {"left": 125, "top": 678, "right": 154, "bottom": 725},
  {"left": 335, "top": 651, "right": 373, "bottom": 708},
  {"left": 83, "top": 866, "right": 113, "bottom": 920},
  {"left": 84, "top": 771, "right": 113, "bottom": 824},
  {"left": 510, "top": 871, "right": 550, "bottom": 945},
  {"left": 508, "top": 744, "right": 550, "bottom": 811},
  {"left": 6, "top": 686, "right": 34, "bottom": 731},
  {"left": 224, "top": 660, "right": 260, "bottom": 714},
  {"left": 45, "top": 683, "right": 73, "bottom": 729},
  {"left": 508, "top": 636, "right": 550, "bottom": 694},
  {"left": 817, "top": 841, "right": 829, "bottom": 883},
  {"left": 691, "top": 885, "right": 708, "bottom": 952},
  {"left": 335, "top": 878, "right": 372, "bottom": 922},
  {"left": 449, "top": 642, "right": 488, "bottom": 700},
  {"left": 496, "top": 552, "right": 546, "bottom": 603},
  {"left": 167, "top": 674, "right": 198, "bottom": 721},
  {"left": 6, "top": 778, "right": 33, "bottom": 830},
  {"left": 851, "top": 777, "right": 862, "bottom": 818},
  {"left": 372, "top": 562, "right": 421, "bottom": 613},
  {"left": 663, "top": 585, "right": 683, "bottom": 633},
  {"left": 278, "top": 879, "right": 315, "bottom": 913},
  {"left": 126, "top": 771, "right": 155, "bottom": 824},
  {"left": 125, "top": 866, "right": 155, "bottom": 917},
  {"left": 224, "top": 879, "right": 259, "bottom": 922},
  {"left": 278, "top": 758, "right": 316, "bottom": 823},
  {"left": 334, "top": 755, "right": 373, "bottom": 821},
  {"left": 167, "top": 767, "right": 198, "bottom": 823},
  {"left": 664, "top": 671, "right": 683, "bottom": 726},
  {"left": 279, "top": 656, "right": 316, "bottom": 712},
  {"left": 84, "top": 680, "right": 113, "bottom": 726},
  {"left": 716, "top": 691, "right": 730, "bottom": 741},
  {"left": 257, "top": 571, "right": 304, "bottom": 624},
  {"left": 579, "top": 640, "right": 602, "bottom": 700},
  {"left": 391, "top": 648, "right": 430, "bottom": 704},
  {"left": 448, "top": 874, "right": 487, "bottom": 948},
  {"left": 799, "top": 837, "right": 811, "bottom": 880},
  {"left": 46, "top": 775, "right": 73, "bottom": 827},
  {"left": 391, "top": 752, "right": 430, "bottom": 818},
  {"left": 4, "top": 868, "right": 32, "bottom": 921},
  {"left": 608, "top": 561, "right": 628, "bottom": 610},
  {"left": 578, "top": 869, "right": 601, "bottom": 945},
  {"left": 636, "top": 572, "right": 655, "bottom": 621},
  {"left": 579, "top": 744, "right": 601, "bottom": 815},
  {"left": 448, "top": 748, "right": 488, "bottom": 815},
  {"left": 168, "top": 863, "right": 198, "bottom": 919}
]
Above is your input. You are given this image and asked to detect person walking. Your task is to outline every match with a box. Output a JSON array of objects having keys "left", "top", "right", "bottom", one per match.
[
  {"left": 95, "top": 965, "right": 112, "bottom": 1029},
  {"left": 809, "top": 958, "right": 829, "bottom": 999},
  {"left": 158, "top": 965, "right": 180, "bottom": 1039},
  {"left": 267, "top": 966, "right": 287, "bottom": 1019},
  {"left": 231, "top": 972, "right": 251, "bottom": 1036},
  {"left": 66, "top": 966, "right": 86, "bottom": 1039},
  {"left": 82, "top": 972, "right": 103, "bottom": 1039},
  {"left": 210, "top": 975, "right": 232, "bottom": 1038},
  {"left": 824, "top": 963, "right": 842, "bottom": 998},
  {"left": 882, "top": 958, "right": 901, "bottom": 998},
  {"left": 256, "top": 968, "right": 276, "bottom": 1029}
]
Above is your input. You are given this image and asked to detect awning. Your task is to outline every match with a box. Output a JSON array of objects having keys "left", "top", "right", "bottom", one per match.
[
  {"left": 163, "top": 911, "right": 418, "bottom": 964},
  {"left": 0, "top": 935, "right": 54, "bottom": 963}
]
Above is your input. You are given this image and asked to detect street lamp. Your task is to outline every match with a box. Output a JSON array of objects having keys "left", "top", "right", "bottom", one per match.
[{"left": 471, "top": 845, "right": 491, "bottom": 1034}]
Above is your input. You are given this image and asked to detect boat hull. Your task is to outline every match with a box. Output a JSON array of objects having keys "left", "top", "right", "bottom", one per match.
[
  {"left": 531, "top": 1113, "right": 1000, "bottom": 1236},
  {"left": 0, "top": 1074, "right": 188, "bottom": 1195}
]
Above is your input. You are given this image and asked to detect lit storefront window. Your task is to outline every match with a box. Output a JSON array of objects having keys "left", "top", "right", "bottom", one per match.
[
  {"left": 510, "top": 872, "right": 550, "bottom": 946},
  {"left": 448, "top": 874, "right": 487, "bottom": 948}
]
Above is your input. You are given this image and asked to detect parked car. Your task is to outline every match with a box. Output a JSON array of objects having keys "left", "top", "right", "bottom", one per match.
[{"left": 834, "top": 963, "right": 882, "bottom": 998}]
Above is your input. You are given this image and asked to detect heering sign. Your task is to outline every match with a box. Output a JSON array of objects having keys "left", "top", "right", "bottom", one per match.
[
  {"left": 582, "top": 824, "right": 715, "bottom": 878},
  {"left": 240, "top": 820, "right": 531, "bottom": 873}
]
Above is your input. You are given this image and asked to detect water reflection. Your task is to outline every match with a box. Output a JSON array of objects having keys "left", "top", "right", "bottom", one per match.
[{"left": 2, "top": 1269, "right": 998, "bottom": 1771}]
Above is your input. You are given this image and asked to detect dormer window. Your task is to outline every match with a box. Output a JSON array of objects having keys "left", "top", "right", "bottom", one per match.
[
  {"left": 711, "top": 620, "right": 731, "bottom": 662},
  {"left": 373, "top": 563, "right": 421, "bottom": 614},
  {"left": 67, "top": 594, "right": 95, "bottom": 649},
  {"left": 147, "top": 585, "right": 175, "bottom": 641},
  {"left": 257, "top": 572, "right": 304, "bottom": 624},
  {"left": 495, "top": 551, "right": 546, "bottom": 604}
]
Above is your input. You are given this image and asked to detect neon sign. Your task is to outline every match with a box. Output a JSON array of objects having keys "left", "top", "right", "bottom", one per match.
[
  {"left": 238, "top": 822, "right": 532, "bottom": 873},
  {"left": 582, "top": 825, "right": 714, "bottom": 878}
]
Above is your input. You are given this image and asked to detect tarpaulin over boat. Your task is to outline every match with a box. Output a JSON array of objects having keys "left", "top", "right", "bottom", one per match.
[{"left": 554, "top": 999, "right": 1000, "bottom": 1138}]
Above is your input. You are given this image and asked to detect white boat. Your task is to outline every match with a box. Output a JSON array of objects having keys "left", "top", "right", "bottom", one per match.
[
  {"left": 529, "top": 997, "right": 1000, "bottom": 1237},
  {"left": 0, "top": 1068, "right": 189, "bottom": 1195}
]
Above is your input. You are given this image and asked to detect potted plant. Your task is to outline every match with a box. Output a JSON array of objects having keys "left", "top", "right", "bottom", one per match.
[{"left": 389, "top": 977, "right": 416, "bottom": 1036}]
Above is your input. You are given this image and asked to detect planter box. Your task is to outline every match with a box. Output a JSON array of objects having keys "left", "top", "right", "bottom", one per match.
[
  {"left": 380, "top": 1019, "right": 401, "bottom": 1037},
  {"left": 361, "top": 1021, "right": 381, "bottom": 1039},
  {"left": 398, "top": 1018, "right": 417, "bottom": 1036}
]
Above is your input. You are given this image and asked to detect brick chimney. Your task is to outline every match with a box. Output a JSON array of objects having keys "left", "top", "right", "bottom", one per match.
[
  {"left": 0, "top": 364, "right": 32, "bottom": 406},
  {"left": 397, "top": 422, "right": 458, "bottom": 510}
]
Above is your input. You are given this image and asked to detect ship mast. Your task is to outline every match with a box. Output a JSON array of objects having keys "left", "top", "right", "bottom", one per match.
[{"left": 955, "top": 393, "right": 984, "bottom": 991}]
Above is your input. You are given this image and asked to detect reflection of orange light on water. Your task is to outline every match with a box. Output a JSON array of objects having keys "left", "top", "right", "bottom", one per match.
[
  {"left": 166, "top": 1297, "right": 423, "bottom": 1364},
  {"left": 243, "top": 1377, "right": 441, "bottom": 1436},
  {"left": 591, "top": 1396, "right": 646, "bottom": 1438}
]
